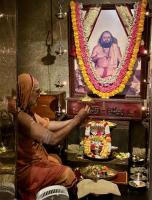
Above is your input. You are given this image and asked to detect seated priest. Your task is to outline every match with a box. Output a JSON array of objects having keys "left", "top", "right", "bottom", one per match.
[{"left": 16, "top": 73, "right": 90, "bottom": 200}]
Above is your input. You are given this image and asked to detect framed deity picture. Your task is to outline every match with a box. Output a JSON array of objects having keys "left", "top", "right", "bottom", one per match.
[{"left": 68, "top": 2, "right": 149, "bottom": 99}]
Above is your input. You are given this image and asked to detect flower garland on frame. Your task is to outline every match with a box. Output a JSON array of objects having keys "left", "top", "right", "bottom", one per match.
[{"left": 70, "top": 0, "right": 147, "bottom": 98}]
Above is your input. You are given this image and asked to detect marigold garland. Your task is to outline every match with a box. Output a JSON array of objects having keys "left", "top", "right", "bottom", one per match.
[{"left": 70, "top": 0, "right": 147, "bottom": 98}]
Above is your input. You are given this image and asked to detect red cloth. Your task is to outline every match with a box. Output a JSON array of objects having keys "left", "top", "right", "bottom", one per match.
[
  {"left": 17, "top": 124, "right": 77, "bottom": 200},
  {"left": 17, "top": 74, "right": 77, "bottom": 200},
  {"left": 17, "top": 158, "right": 66, "bottom": 200}
]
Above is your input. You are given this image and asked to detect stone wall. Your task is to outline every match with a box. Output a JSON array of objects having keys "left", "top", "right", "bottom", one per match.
[
  {"left": 0, "top": 0, "right": 16, "bottom": 97},
  {"left": 17, "top": 0, "right": 69, "bottom": 95}
]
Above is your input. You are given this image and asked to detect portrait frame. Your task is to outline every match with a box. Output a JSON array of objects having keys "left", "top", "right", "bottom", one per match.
[{"left": 68, "top": 3, "right": 150, "bottom": 99}]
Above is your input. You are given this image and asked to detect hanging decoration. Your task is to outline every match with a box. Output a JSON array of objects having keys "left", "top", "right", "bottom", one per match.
[
  {"left": 70, "top": 0, "right": 147, "bottom": 98},
  {"left": 55, "top": 0, "right": 67, "bottom": 55}
]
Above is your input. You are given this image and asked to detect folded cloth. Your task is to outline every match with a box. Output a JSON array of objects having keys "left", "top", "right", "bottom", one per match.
[{"left": 77, "top": 179, "right": 121, "bottom": 199}]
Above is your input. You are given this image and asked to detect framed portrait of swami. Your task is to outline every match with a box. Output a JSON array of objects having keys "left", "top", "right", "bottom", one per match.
[{"left": 68, "top": 2, "right": 150, "bottom": 99}]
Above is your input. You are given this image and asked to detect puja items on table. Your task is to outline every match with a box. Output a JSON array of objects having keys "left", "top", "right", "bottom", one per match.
[{"left": 76, "top": 164, "right": 118, "bottom": 181}]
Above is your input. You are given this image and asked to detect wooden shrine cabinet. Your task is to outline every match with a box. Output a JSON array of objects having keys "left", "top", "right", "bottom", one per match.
[
  {"left": 65, "top": 97, "right": 148, "bottom": 187},
  {"left": 32, "top": 91, "right": 66, "bottom": 120},
  {"left": 65, "top": 0, "right": 150, "bottom": 196}
]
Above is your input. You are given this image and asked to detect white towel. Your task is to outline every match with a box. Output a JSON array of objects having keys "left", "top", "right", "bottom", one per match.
[{"left": 77, "top": 179, "right": 121, "bottom": 199}]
